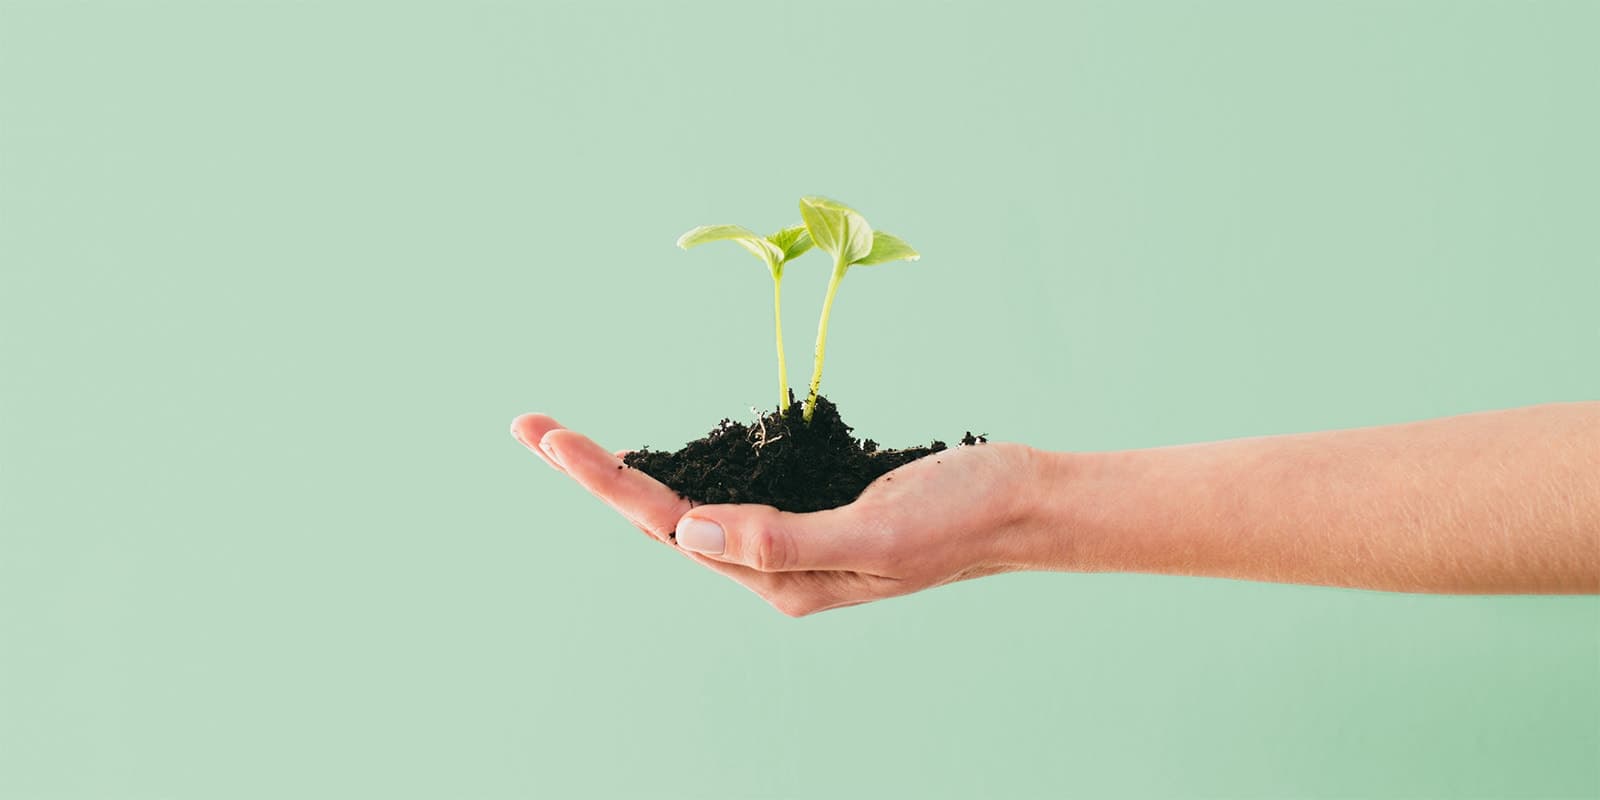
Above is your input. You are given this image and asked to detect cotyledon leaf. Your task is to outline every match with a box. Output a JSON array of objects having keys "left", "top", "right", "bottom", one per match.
[
  {"left": 676, "top": 224, "right": 785, "bottom": 271},
  {"left": 799, "top": 196, "right": 874, "bottom": 266},
  {"left": 853, "top": 230, "right": 920, "bottom": 266}
]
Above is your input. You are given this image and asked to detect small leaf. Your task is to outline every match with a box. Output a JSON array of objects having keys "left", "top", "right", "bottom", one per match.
[
  {"left": 676, "top": 224, "right": 759, "bottom": 250},
  {"left": 799, "top": 196, "right": 874, "bottom": 266},
  {"left": 676, "top": 224, "right": 784, "bottom": 271},
  {"left": 854, "top": 231, "right": 920, "bottom": 266},
  {"left": 766, "top": 225, "right": 814, "bottom": 263}
]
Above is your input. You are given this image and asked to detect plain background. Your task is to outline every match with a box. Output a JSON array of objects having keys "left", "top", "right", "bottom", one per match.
[{"left": 3, "top": 1, "right": 1597, "bottom": 798}]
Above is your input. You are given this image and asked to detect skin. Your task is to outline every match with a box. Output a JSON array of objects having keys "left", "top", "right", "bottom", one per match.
[{"left": 511, "top": 402, "right": 1600, "bottom": 616}]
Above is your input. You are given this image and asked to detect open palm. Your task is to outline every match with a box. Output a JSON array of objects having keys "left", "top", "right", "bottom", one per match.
[{"left": 512, "top": 413, "right": 1045, "bottom": 616}]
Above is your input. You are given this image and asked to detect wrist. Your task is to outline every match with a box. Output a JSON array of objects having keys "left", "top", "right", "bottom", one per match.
[
  {"left": 1008, "top": 446, "right": 1094, "bottom": 572},
  {"left": 1012, "top": 446, "right": 1168, "bottom": 574}
]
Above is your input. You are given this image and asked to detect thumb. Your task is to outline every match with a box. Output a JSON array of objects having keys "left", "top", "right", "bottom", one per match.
[{"left": 673, "top": 504, "right": 881, "bottom": 573}]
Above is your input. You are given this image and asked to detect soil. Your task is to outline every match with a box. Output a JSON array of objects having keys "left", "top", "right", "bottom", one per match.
[{"left": 623, "top": 394, "right": 983, "bottom": 514}]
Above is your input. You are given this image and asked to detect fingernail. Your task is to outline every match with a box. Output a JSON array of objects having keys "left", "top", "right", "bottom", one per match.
[
  {"left": 676, "top": 517, "right": 724, "bottom": 554},
  {"left": 539, "top": 437, "right": 565, "bottom": 469}
]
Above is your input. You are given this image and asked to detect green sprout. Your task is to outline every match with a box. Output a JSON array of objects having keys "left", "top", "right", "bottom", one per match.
[
  {"left": 676, "top": 223, "right": 814, "bottom": 412},
  {"left": 797, "top": 196, "right": 920, "bottom": 423}
]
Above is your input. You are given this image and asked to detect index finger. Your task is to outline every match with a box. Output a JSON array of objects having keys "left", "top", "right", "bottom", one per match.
[{"left": 539, "top": 428, "right": 692, "bottom": 543}]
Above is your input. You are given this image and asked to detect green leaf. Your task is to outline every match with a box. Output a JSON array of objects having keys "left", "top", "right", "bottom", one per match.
[
  {"left": 854, "top": 231, "right": 920, "bottom": 266},
  {"left": 799, "top": 196, "right": 874, "bottom": 266},
  {"left": 676, "top": 224, "right": 784, "bottom": 272},
  {"left": 766, "top": 225, "right": 814, "bottom": 263},
  {"left": 676, "top": 223, "right": 759, "bottom": 250}
]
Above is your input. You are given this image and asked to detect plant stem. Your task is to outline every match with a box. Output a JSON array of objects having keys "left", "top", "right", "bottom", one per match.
[
  {"left": 773, "top": 277, "right": 789, "bottom": 413},
  {"left": 804, "top": 259, "right": 848, "bottom": 423}
]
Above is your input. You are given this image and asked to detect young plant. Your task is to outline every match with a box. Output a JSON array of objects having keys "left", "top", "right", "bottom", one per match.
[
  {"left": 797, "top": 196, "right": 920, "bottom": 422},
  {"left": 676, "top": 223, "right": 814, "bottom": 412}
]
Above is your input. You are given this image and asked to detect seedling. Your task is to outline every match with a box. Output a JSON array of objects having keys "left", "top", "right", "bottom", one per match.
[
  {"left": 797, "top": 196, "right": 920, "bottom": 422},
  {"left": 676, "top": 223, "right": 814, "bottom": 412},
  {"left": 633, "top": 199, "right": 951, "bottom": 514}
]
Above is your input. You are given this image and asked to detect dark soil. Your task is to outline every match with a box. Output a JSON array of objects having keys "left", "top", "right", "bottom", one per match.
[{"left": 623, "top": 394, "right": 982, "bottom": 514}]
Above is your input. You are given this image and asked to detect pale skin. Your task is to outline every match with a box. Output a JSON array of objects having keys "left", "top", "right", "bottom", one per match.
[{"left": 511, "top": 402, "right": 1600, "bottom": 616}]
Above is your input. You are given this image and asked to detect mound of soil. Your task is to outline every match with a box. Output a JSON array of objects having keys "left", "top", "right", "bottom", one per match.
[{"left": 623, "top": 395, "right": 982, "bottom": 514}]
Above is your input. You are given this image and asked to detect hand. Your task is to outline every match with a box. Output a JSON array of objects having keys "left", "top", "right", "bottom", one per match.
[{"left": 511, "top": 413, "right": 1052, "bottom": 616}]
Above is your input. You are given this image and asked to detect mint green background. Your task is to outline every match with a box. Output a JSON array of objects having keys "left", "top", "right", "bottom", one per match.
[{"left": 3, "top": 1, "right": 1597, "bottom": 798}]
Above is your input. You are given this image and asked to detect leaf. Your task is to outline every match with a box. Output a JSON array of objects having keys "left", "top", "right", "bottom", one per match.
[
  {"left": 676, "top": 224, "right": 784, "bottom": 272},
  {"left": 854, "top": 231, "right": 921, "bottom": 266},
  {"left": 799, "top": 196, "right": 874, "bottom": 266},
  {"left": 766, "top": 225, "right": 814, "bottom": 263}
]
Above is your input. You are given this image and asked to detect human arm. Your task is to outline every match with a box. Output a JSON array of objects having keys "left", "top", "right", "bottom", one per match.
[
  {"left": 511, "top": 402, "right": 1600, "bottom": 616},
  {"left": 1037, "top": 402, "right": 1600, "bottom": 594}
]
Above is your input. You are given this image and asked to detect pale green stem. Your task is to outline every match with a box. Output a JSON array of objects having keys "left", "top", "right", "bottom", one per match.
[
  {"left": 804, "top": 260, "right": 848, "bottom": 423},
  {"left": 773, "top": 277, "right": 789, "bottom": 413}
]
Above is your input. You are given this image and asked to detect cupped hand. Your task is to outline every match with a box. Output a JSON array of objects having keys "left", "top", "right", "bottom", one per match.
[{"left": 512, "top": 413, "right": 1052, "bottom": 617}]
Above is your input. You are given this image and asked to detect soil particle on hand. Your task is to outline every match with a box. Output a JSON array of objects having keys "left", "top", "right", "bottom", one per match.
[{"left": 622, "top": 395, "right": 970, "bottom": 513}]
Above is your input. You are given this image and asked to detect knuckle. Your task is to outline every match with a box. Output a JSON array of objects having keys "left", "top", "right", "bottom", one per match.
[{"left": 746, "top": 519, "right": 793, "bottom": 572}]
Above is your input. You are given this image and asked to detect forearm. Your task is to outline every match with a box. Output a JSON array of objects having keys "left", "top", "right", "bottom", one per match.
[{"left": 1025, "top": 403, "right": 1600, "bottom": 593}]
